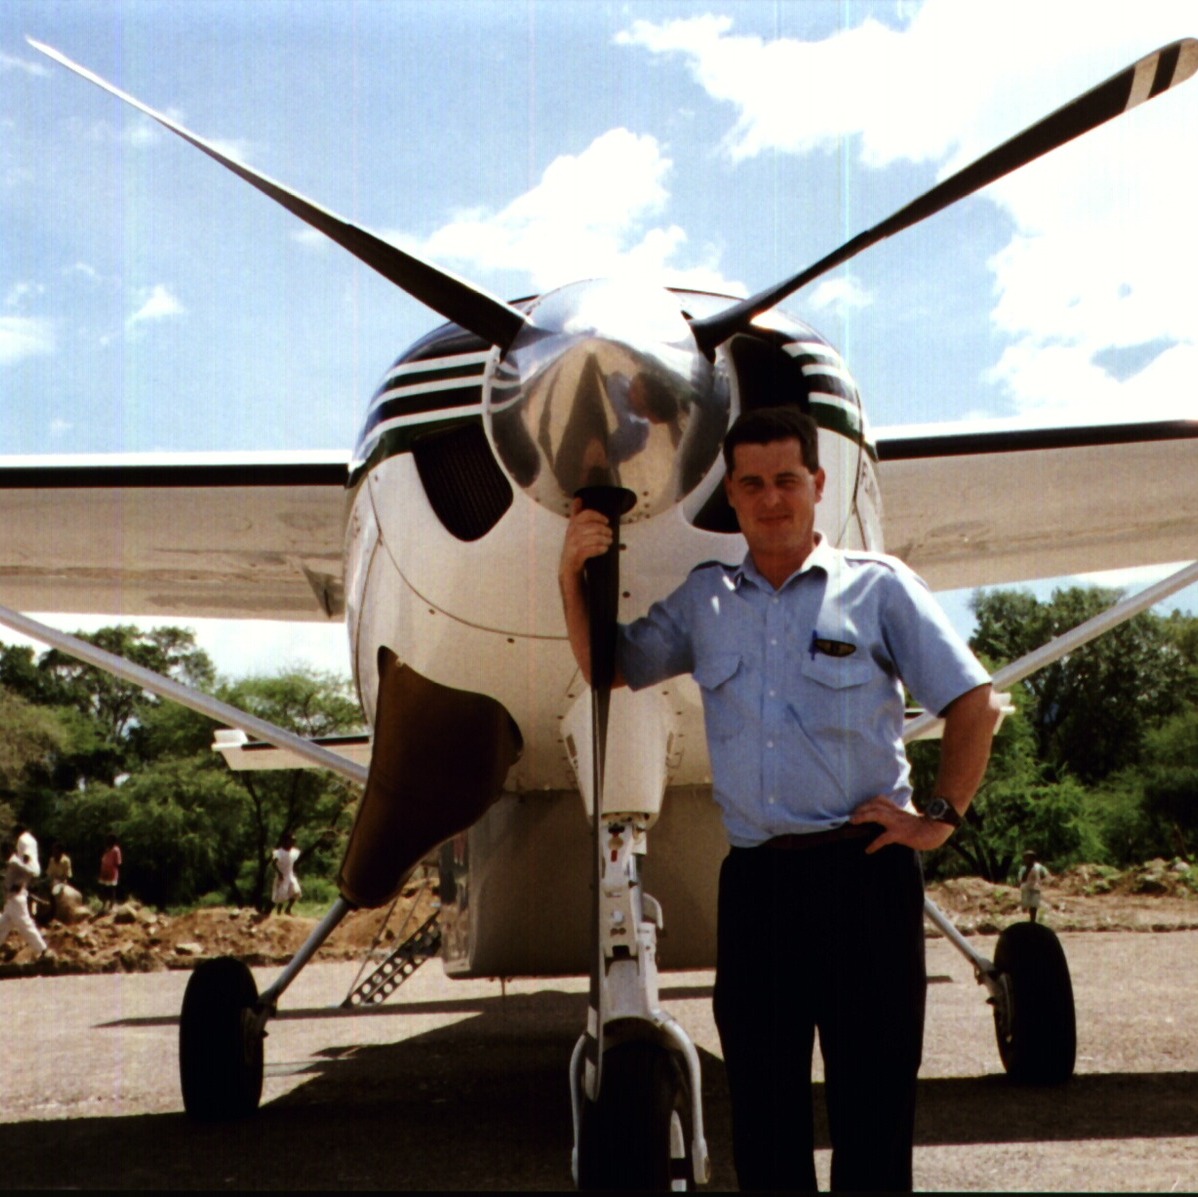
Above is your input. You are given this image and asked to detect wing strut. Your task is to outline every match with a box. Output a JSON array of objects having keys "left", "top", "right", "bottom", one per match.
[
  {"left": 0, "top": 602, "right": 368, "bottom": 786},
  {"left": 904, "top": 558, "right": 1198, "bottom": 743}
]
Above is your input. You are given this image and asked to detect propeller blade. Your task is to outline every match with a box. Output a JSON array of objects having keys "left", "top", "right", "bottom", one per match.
[
  {"left": 27, "top": 38, "right": 529, "bottom": 352},
  {"left": 577, "top": 485, "right": 635, "bottom": 1103},
  {"left": 690, "top": 38, "right": 1198, "bottom": 355}
]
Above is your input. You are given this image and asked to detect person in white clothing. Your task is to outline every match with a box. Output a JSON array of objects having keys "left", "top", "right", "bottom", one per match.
[
  {"left": 0, "top": 840, "right": 48, "bottom": 957},
  {"left": 14, "top": 826, "right": 39, "bottom": 873},
  {"left": 1019, "top": 849, "right": 1050, "bottom": 922},
  {"left": 271, "top": 832, "right": 302, "bottom": 915}
]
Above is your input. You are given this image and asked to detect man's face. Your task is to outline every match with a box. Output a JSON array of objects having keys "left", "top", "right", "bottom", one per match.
[{"left": 724, "top": 437, "right": 825, "bottom": 564}]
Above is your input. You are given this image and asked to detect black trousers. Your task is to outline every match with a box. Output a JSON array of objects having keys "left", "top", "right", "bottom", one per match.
[{"left": 713, "top": 838, "right": 926, "bottom": 1192}]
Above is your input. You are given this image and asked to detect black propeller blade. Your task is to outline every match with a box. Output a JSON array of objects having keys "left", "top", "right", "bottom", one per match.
[
  {"left": 28, "top": 38, "right": 530, "bottom": 352},
  {"left": 689, "top": 38, "right": 1198, "bottom": 356},
  {"left": 577, "top": 484, "right": 635, "bottom": 1102}
]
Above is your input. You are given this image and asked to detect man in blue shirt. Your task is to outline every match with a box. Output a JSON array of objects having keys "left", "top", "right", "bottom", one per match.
[{"left": 560, "top": 406, "right": 1001, "bottom": 1191}]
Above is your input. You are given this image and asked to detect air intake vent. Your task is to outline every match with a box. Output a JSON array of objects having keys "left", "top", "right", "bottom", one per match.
[{"left": 412, "top": 421, "right": 513, "bottom": 542}]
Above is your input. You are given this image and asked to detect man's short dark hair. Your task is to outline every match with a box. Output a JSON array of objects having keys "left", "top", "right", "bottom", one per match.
[{"left": 722, "top": 405, "right": 820, "bottom": 474}]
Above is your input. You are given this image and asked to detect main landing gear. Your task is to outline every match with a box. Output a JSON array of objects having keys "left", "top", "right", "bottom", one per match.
[
  {"left": 924, "top": 897, "right": 1076, "bottom": 1085},
  {"left": 991, "top": 920, "right": 1077, "bottom": 1084},
  {"left": 178, "top": 897, "right": 354, "bottom": 1121},
  {"left": 179, "top": 957, "right": 264, "bottom": 1120}
]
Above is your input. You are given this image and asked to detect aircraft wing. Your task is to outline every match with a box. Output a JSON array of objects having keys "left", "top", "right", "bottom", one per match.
[
  {"left": 874, "top": 419, "right": 1198, "bottom": 591},
  {"left": 0, "top": 453, "right": 350, "bottom": 621}
]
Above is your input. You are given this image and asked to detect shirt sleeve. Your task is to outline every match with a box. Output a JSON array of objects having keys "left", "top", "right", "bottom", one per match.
[
  {"left": 616, "top": 580, "right": 696, "bottom": 691},
  {"left": 879, "top": 563, "right": 991, "bottom": 716}
]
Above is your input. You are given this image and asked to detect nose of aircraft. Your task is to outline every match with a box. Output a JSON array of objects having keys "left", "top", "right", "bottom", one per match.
[{"left": 483, "top": 279, "right": 730, "bottom": 522}]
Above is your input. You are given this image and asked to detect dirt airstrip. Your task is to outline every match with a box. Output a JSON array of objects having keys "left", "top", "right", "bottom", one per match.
[{"left": 1, "top": 864, "right": 1197, "bottom": 1190}]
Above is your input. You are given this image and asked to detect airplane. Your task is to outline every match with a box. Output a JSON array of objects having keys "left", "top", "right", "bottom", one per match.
[{"left": 2, "top": 30, "right": 1197, "bottom": 1190}]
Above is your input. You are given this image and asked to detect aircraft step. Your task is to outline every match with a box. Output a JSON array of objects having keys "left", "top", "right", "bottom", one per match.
[{"left": 340, "top": 912, "right": 442, "bottom": 1008}]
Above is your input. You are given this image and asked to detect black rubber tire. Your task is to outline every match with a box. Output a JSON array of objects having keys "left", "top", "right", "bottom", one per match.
[
  {"left": 992, "top": 921, "right": 1076, "bottom": 1084},
  {"left": 179, "top": 956, "right": 264, "bottom": 1120},
  {"left": 577, "top": 1039, "right": 694, "bottom": 1191}
]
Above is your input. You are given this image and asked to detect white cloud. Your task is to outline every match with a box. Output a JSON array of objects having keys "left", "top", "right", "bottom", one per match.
[
  {"left": 4, "top": 282, "right": 44, "bottom": 310},
  {"left": 0, "top": 51, "right": 49, "bottom": 78},
  {"left": 126, "top": 284, "right": 186, "bottom": 330},
  {"left": 0, "top": 316, "right": 53, "bottom": 365},
  {"left": 3, "top": 615, "right": 352, "bottom": 684},
  {"left": 619, "top": 2, "right": 1198, "bottom": 424},
  {"left": 387, "top": 128, "right": 745, "bottom": 296},
  {"left": 808, "top": 276, "right": 873, "bottom": 316}
]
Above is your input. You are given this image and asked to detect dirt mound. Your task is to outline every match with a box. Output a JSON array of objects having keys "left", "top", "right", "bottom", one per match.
[
  {"left": 4, "top": 867, "right": 1198, "bottom": 978},
  {"left": 0, "top": 883, "right": 439, "bottom": 978},
  {"left": 926, "top": 861, "right": 1198, "bottom": 936}
]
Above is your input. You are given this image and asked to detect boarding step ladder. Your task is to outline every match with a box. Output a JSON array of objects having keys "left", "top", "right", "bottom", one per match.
[{"left": 341, "top": 912, "right": 442, "bottom": 1008}]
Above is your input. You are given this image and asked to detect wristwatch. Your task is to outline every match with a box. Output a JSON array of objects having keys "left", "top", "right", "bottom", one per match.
[{"left": 923, "top": 797, "right": 963, "bottom": 828}]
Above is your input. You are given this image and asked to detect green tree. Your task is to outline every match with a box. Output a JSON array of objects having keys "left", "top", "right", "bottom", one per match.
[
  {"left": 67, "top": 756, "right": 251, "bottom": 908},
  {"left": 1138, "top": 708, "right": 1198, "bottom": 859},
  {"left": 0, "top": 687, "right": 69, "bottom": 845},
  {"left": 970, "top": 586, "right": 1190, "bottom": 784},
  {"left": 219, "top": 669, "right": 363, "bottom": 909},
  {"left": 915, "top": 684, "right": 1106, "bottom": 882},
  {"left": 1, "top": 628, "right": 216, "bottom": 788},
  {"left": 1, "top": 632, "right": 363, "bottom": 911}
]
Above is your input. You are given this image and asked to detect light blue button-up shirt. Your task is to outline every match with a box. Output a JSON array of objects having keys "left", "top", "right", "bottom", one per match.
[{"left": 617, "top": 536, "right": 991, "bottom": 847}]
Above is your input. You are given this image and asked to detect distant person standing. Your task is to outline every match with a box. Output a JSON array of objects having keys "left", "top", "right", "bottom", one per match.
[
  {"left": 98, "top": 834, "right": 122, "bottom": 912},
  {"left": 46, "top": 843, "right": 74, "bottom": 922},
  {"left": 1019, "top": 849, "right": 1050, "bottom": 922},
  {"left": 15, "top": 826, "right": 40, "bottom": 873},
  {"left": 271, "top": 832, "right": 302, "bottom": 916},
  {"left": 0, "top": 839, "right": 47, "bottom": 958},
  {"left": 14, "top": 825, "right": 42, "bottom": 919}
]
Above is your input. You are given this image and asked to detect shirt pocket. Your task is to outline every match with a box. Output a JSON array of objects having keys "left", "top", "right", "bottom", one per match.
[
  {"left": 693, "top": 651, "right": 745, "bottom": 740},
  {"left": 789, "top": 652, "right": 879, "bottom": 744},
  {"left": 798, "top": 652, "right": 875, "bottom": 691}
]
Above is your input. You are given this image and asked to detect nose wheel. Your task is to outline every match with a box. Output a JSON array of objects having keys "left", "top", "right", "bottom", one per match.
[
  {"left": 577, "top": 1039, "right": 695, "bottom": 1191},
  {"left": 179, "top": 956, "right": 265, "bottom": 1120}
]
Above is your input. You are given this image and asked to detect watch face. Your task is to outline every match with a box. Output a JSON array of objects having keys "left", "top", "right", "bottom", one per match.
[{"left": 927, "top": 798, "right": 960, "bottom": 825}]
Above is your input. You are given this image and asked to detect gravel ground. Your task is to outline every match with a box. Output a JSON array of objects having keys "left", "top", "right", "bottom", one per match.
[{"left": 1, "top": 924, "right": 1197, "bottom": 1190}]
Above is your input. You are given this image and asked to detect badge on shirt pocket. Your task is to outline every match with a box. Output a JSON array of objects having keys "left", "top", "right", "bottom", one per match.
[
  {"left": 810, "top": 636, "right": 856, "bottom": 659},
  {"left": 799, "top": 648, "right": 873, "bottom": 690}
]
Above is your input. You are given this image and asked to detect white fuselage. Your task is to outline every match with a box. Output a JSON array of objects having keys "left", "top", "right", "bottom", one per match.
[{"left": 341, "top": 292, "right": 882, "bottom": 974}]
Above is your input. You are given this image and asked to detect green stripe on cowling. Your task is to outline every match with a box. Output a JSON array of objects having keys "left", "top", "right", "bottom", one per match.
[
  {"left": 349, "top": 415, "right": 482, "bottom": 488},
  {"left": 351, "top": 401, "right": 877, "bottom": 488},
  {"left": 375, "top": 361, "right": 486, "bottom": 394}
]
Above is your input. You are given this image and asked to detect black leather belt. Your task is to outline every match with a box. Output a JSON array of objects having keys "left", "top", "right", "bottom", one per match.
[{"left": 756, "top": 822, "right": 880, "bottom": 851}]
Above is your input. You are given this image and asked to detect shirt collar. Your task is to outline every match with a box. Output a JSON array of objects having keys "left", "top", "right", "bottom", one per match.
[{"left": 733, "top": 532, "right": 834, "bottom": 592}]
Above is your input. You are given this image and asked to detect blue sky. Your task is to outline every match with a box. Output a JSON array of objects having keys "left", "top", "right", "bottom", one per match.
[{"left": 2, "top": 0, "right": 1196, "bottom": 677}]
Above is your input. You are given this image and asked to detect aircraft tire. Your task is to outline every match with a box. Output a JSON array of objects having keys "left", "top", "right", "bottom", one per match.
[
  {"left": 992, "top": 921, "right": 1076, "bottom": 1085},
  {"left": 179, "top": 956, "right": 264, "bottom": 1121},
  {"left": 577, "top": 1040, "right": 694, "bottom": 1191}
]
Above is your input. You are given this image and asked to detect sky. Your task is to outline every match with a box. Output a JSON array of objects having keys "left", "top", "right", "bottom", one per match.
[{"left": 2, "top": 0, "right": 1196, "bottom": 679}]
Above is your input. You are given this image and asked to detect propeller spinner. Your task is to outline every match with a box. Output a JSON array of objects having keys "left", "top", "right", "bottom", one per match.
[{"left": 483, "top": 279, "right": 730, "bottom": 523}]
